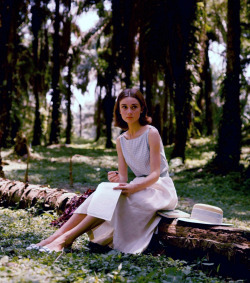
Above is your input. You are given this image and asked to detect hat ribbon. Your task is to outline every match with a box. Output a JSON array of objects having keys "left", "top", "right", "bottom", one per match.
[{"left": 191, "top": 208, "right": 223, "bottom": 224}]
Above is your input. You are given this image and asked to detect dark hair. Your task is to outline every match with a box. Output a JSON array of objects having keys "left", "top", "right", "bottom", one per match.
[{"left": 113, "top": 88, "right": 151, "bottom": 129}]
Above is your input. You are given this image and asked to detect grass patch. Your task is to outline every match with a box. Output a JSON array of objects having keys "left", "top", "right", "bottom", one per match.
[{"left": 0, "top": 208, "right": 239, "bottom": 282}]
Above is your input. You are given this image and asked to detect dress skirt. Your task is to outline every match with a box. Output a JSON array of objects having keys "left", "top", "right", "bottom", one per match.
[{"left": 74, "top": 176, "right": 178, "bottom": 254}]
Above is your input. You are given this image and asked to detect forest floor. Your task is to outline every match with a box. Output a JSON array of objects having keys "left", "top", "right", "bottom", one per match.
[{"left": 0, "top": 137, "right": 249, "bottom": 282}]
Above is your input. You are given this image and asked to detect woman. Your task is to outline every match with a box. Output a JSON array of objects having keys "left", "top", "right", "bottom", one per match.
[{"left": 27, "top": 88, "right": 178, "bottom": 254}]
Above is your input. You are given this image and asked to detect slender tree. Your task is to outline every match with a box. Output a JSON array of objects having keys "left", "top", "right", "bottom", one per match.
[
  {"left": 66, "top": 54, "right": 73, "bottom": 144},
  {"left": 214, "top": 0, "right": 241, "bottom": 172},
  {"left": 203, "top": 36, "right": 213, "bottom": 136},
  {"left": 94, "top": 87, "right": 103, "bottom": 142},
  {"left": 62, "top": 0, "right": 72, "bottom": 144},
  {"left": 164, "top": 0, "right": 197, "bottom": 160},
  {"left": 0, "top": 0, "right": 28, "bottom": 147},
  {"left": 30, "top": 0, "right": 51, "bottom": 146},
  {"left": 192, "top": 0, "right": 213, "bottom": 137},
  {"left": 49, "top": 0, "right": 61, "bottom": 144},
  {"left": 0, "top": 0, "right": 14, "bottom": 147},
  {"left": 31, "top": 0, "right": 42, "bottom": 146}
]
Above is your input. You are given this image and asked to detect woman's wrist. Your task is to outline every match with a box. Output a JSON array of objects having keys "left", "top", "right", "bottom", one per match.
[
  {"left": 119, "top": 175, "right": 128, "bottom": 183},
  {"left": 131, "top": 183, "right": 139, "bottom": 193}
]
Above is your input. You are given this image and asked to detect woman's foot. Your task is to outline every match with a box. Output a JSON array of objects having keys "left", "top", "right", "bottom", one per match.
[
  {"left": 41, "top": 237, "right": 72, "bottom": 253},
  {"left": 36, "top": 234, "right": 62, "bottom": 247}
]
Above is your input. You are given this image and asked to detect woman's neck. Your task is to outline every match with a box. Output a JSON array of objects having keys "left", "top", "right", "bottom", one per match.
[{"left": 126, "top": 123, "right": 147, "bottom": 139}]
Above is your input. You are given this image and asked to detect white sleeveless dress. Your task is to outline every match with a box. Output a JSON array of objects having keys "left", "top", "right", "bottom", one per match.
[{"left": 74, "top": 126, "right": 178, "bottom": 254}]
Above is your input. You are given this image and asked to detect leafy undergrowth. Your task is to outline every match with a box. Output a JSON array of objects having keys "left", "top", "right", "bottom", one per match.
[
  {"left": 1, "top": 137, "right": 249, "bottom": 282},
  {"left": 0, "top": 208, "right": 240, "bottom": 283}
]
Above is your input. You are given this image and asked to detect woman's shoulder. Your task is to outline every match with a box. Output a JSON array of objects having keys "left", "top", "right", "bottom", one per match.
[
  {"left": 148, "top": 125, "right": 160, "bottom": 136},
  {"left": 116, "top": 132, "right": 127, "bottom": 142},
  {"left": 148, "top": 126, "right": 161, "bottom": 144}
]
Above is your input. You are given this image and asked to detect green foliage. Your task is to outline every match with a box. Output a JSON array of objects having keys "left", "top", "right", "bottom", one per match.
[{"left": 0, "top": 208, "right": 234, "bottom": 282}]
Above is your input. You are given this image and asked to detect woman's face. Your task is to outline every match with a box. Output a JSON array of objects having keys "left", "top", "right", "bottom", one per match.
[{"left": 119, "top": 97, "right": 142, "bottom": 125}]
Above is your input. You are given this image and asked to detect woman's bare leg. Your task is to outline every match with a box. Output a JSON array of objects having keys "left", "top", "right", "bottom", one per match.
[
  {"left": 44, "top": 215, "right": 104, "bottom": 252},
  {"left": 37, "top": 214, "right": 87, "bottom": 247}
]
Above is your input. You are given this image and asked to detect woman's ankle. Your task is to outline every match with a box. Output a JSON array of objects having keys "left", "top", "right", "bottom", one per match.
[{"left": 38, "top": 236, "right": 57, "bottom": 246}]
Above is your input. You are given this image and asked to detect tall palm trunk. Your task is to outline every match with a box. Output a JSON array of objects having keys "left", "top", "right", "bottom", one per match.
[
  {"left": 95, "top": 87, "right": 102, "bottom": 142},
  {"left": 214, "top": 0, "right": 241, "bottom": 172},
  {"left": 169, "top": 0, "right": 196, "bottom": 161},
  {"left": 103, "top": 84, "right": 115, "bottom": 148},
  {"left": 204, "top": 41, "right": 213, "bottom": 136},
  {"left": 171, "top": 75, "right": 191, "bottom": 160},
  {"left": 65, "top": 0, "right": 72, "bottom": 144},
  {"left": 162, "top": 77, "right": 173, "bottom": 145},
  {"left": 49, "top": 0, "right": 61, "bottom": 144},
  {"left": 66, "top": 54, "right": 72, "bottom": 144},
  {"left": 0, "top": 0, "right": 19, "bottom": 147},
  {"left": 0, "top": 6, "right": 12, "bottom": 145},
  {"left": 32, "top": 0, "right": 42, "bottom": 146}
]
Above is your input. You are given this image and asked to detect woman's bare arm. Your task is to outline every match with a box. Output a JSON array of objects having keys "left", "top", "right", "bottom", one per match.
[{"left": 108, "top": 136, "right": 128, "bottom": 183}]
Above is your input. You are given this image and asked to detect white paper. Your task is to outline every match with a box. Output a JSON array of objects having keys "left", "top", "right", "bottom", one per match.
[{"left": 87, "top": 182, "right": 122, "bottom": 221}]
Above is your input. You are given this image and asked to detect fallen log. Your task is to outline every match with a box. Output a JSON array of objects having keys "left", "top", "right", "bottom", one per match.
[
  {"left": 0, "top": 178, "right": 78, "bottom": 214},
  {"left": 0, "top": 178, "right": 249, "bottom": 279},
  {"left": 154, "top": 218, "right": 250, "bottom": 280}
]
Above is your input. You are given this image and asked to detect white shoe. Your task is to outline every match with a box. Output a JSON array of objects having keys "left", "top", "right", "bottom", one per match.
[
  {"left": 39, "top": 246, "right": 53, "bottom": 254},
  {"left": 26, "top": 244, "right": 40, "bottom": 250}
]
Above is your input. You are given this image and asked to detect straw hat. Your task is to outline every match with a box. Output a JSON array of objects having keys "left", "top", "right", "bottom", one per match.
[
  {"left": 158, "top": 209, "right": 190, "bottom": 219},
  {"left": 177, "top": 203, "right": 233, "bottom": 226}
]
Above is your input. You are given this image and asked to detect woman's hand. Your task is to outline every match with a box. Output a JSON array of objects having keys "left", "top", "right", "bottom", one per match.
[
  {"left": 113, "top": 183, "right": 137, "bottom": 197},
  {"left": 108, "top": 171, "right": 119, "bottom": 182}
]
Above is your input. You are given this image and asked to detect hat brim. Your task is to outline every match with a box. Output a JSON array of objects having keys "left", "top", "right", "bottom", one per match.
[
  {"left": 177, "top": 217, "right": 233, "bottom": 226},
  {"left": 158, "top": 210, "right": 190, "bottom": 219}
]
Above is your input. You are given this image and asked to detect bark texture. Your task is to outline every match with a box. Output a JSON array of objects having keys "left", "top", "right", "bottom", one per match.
[
  {"left": 214, "top": 0, "right": 241, "bottom": 172},
  {"left": 0, "top": 178, "right": 77, "bottom": 214},
  {"left": 156, "top": 218, "right": 250, "bottom": 279}
]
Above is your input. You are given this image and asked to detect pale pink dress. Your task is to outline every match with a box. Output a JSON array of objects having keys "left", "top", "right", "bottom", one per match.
[{"left": 74, "top": 126, "right": 178, "bottom": 254}]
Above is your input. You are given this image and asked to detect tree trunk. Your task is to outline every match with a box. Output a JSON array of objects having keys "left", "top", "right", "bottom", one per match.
[
  {"left": 204, "top": 39, "right": 213, "bottom": 135},
  {"left": 171, "top": 75, "right": 191, "bottom": 161},
  {"left": 31, "top": 0, "right": 42, "bottom": 146},
  {"left": 152, "top": 103, "right": 162, "bottom": 136},
  {"left": 49, "top": 0, "right": 61, "bottom": 144},
  {"left": 162, "top": 94, "right": 168, "bottom": 145},
  {"left": 0, "top": 132, "right": 5, "bottom": 178},
  {"left": 156, "top": 218, "right": 250, "bottom": 280},
  {"left": 95, "top": 87, "right": 102, "bottom": 142},
  {"left": 167, "top": 0, "right": 196, "bottom": 161},
  {"left": 79, "top": 104, "right": 82, "bottom": 137},
  {"left": 66, "top": 54, "right": 73, "bottom": 144},
  {"left": 162, "top": 75, "right": 174, "bottom": 146},
  {"left": 33, "top": 93, "right": 42, "bottom": 146},
  {"left": 139, "top": 31, "right": 145, "bottom": 94},
  {"left": 214, "top": 0, "right": 241, "bottom": 172},
  {"left": 145, "top": 80, "right": 153, "bottom": 117},
  {"left": 0, "top": 0, "right": 21, "bottom": 147},
  {"left": 103, "top": 89, "right": 115, "bottom": 148},
  {"left": 122, "top": 0, "right": 133, "bottom": 88},
  {"left": 169, "top": 94, "right": 174, "bottom": 145},
  {"left": 194, "top": 37, "right": 213, "bottom": 138},
  {"left": 0, "top": 178, "right": 78, "bottom": 214}
]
